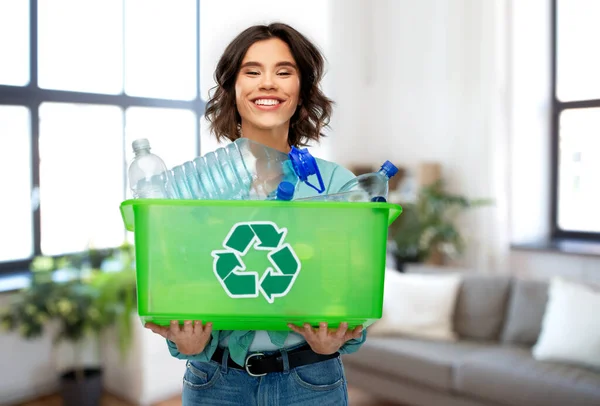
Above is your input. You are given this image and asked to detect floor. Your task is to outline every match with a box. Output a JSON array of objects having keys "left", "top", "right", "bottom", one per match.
[{"left": 18, "top": 387, "right": 398, "bottom": 406}]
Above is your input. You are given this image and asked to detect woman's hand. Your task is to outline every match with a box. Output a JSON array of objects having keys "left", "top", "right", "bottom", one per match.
[
  {"left": 288, "top": 322, "right": 363, "bottom": 355},
  {"left": 145, "top": 320, "right": 213, "bottom": 355}
]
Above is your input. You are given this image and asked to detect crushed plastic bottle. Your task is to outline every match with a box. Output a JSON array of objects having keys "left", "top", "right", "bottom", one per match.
[
  {"left": 336, "top": 161, "right": 398, "bottom": 202},
  {"left": 128, "top": 138, "right": 325, "bottom": 200}
]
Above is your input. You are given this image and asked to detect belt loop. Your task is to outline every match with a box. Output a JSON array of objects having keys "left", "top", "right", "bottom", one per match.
[
  {"left": 280, "top": 347, "right": 290, "bottom": 374},
  {"left": 221, "top": 347, "right": 229, "bottom": 374}
]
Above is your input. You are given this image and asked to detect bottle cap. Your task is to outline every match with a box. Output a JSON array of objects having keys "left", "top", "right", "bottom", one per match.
[
  {"left": 380, "top": 160, "right": 399, "bottom": 178},
  {"left": 132, "top": 138, "right": 151, "bottom": 152},
  {"left": 289, "top": 147, "right": 325, "bottom": 193},
  {"left": 276, "top": 181, "right": 295, "bottom": 201},
  {"left": 371, "top": 196, "right": 387, "bottom": 202}
]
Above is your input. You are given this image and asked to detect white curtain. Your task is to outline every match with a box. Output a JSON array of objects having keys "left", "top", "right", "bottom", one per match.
[{"left": 440, "top": 0, "right": 512, "bottom": 274}]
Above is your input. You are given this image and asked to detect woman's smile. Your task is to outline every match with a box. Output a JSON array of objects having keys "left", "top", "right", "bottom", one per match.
[{"left": 251, "top": 96, "right": 286, "bottom": 111}]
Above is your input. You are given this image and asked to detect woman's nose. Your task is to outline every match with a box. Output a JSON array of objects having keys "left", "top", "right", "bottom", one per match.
[{"left": 259, "top": 73, "right": 277, "bottom": 90}]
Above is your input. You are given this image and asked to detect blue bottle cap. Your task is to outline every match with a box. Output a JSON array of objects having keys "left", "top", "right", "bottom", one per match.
[
  {"left": 381, "top": 160, "right": 399, "bottom": 178},
  {"left": 276, "top": 181, "right": 295, "bottom": 201},
  {"left": 371, "top": 196, "right": 387, "bottom": 202},
  {"left": 289, "top": 146, "right": 326, "bottom": 193}
]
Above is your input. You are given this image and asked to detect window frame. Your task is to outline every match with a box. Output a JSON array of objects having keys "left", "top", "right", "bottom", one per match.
[
  {"left": 0, "top": 0, "right": 205, "bottom": 275},
  {"left": 550, "top": 0, "right": 600, "bottom": 241}
]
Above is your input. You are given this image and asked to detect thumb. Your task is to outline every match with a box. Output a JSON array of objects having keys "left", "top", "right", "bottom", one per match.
[{"left": 145, "top": 322, "right": 169, "bottom": 339}]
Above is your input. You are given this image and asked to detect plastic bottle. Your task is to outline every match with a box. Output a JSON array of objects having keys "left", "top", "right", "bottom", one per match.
[
  {"left": 267, "top": 181, "right": 295, "bottom": 201},
  {"left": 128, "top": 138, "right": 325, "bottom": 201},
  {"left": 336, "top": 161, "right": 399, "bottom": 202},
  {"left": 127, "top": 138, "right": 170, "bottom": 198},
  {"left": 294, "top": 190, "right": 370, "bottom": 202}
]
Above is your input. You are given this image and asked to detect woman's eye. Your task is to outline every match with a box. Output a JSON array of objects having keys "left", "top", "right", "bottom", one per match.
[
  {"left": 278, "top": 71, "right": 292, "bottom": 76},
  {"left": 246, "top": 71, "right": 260, "bottom": 76}
]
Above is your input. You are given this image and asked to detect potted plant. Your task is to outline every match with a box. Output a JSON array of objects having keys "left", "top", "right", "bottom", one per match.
[
  {"left": 0, "top": 243, "right": 136, "bottom": 406},
  {"left": 389, "top": 179, "right": 492, "bottom": 270}
]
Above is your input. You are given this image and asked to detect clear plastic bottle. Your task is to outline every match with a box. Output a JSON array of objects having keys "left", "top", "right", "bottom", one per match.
[
  {"left": 128, "top": 138, "right": 170, "bottom": 198},
  {"left": 336, "top": 161, "right": 399, "bottom": 202},
  {"left": 294, "top": 190, "right": 370, "bottom": 202},
  {"left": 128, "top": 138, "right": 325, "bottom": 201}
]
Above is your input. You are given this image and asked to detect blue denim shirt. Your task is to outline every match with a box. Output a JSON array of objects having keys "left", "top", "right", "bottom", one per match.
[{"left": 167, "top": 157, "right": 368, "bottom": 366}]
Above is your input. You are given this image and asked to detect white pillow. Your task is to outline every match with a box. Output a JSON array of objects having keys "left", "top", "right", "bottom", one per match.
[
  {"left": 532, "top": 277, "right": 600, "bottom": 370},
  {"left": 368, "top": 269, "right": 462, "bottom": 341}
]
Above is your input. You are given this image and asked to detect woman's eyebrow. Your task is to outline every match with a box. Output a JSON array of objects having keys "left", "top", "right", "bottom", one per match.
[
  {"left": 240, "top": 61, "right": 297, "bottom": 69},
  {"left": 275, "top": 61, "right": 297, "bottom": 69}
]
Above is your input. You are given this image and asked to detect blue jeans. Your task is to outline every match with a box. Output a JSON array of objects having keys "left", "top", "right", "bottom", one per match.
[{"left": 181, "top": 346, "right": 348, "bottom": 405}]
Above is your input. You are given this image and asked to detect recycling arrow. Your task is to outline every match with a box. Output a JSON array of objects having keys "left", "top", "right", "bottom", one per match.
[
  {"left": 225, "top": 224, "right": 255, "bottom": 253},
  {"left": 212, "top": 221, "right": 301, "bottom": 303},
  {"left": 212, "top": 252, "right": 258, "bottom": 296}
]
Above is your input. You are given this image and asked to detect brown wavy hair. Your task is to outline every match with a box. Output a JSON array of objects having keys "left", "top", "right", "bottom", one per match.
[{"left": 204, "top": 22, "right": 333, "bottom": 147}]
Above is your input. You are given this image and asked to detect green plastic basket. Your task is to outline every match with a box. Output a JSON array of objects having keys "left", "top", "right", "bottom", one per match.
[{"left": 120, "top": 199, "right": 402, "bottom": 330}]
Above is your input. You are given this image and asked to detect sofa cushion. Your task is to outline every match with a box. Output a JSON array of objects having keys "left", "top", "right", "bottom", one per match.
[
  {"left": 342, "top": 336, "right": 495, "bottom": 391},
  {"left": 453, "top": 274, "right": 511, "bottom": 340},
  {"left": 454, "top": 346, "right": 600, "bottom": 406},
  {"left": 532, "top": 277, "right": 600, "bottom": 370},
  {"left": 368, "top": 270, "right": 462, "bottom": 341},
  {"left": 500, "top": 278, "right": 548, "bottom": 346}
]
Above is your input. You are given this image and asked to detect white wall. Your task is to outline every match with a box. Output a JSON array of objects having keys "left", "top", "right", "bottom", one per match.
[
  {"left": 332, "top": 0, "right": 512, "bottom": 274},
  {"left": 0, "top": 293, "right": 58, "bottom": 404},
  {"left": 334, "top": 0, "right": 600, "bottom": 280},
  {"left": 509, "top": 0, "right": 553, "bottom": 245}
]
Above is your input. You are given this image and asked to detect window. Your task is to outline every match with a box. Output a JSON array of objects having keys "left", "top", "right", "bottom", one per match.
[
  {"left": 551, "top": 0, "right": 600, "bottom": 240},
  {"left": 0, "top": 0, "right": 204, "bottom": 274}
]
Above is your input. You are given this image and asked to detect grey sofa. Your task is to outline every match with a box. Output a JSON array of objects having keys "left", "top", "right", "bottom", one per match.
[{"left": 342, "top": 273, "right": 600, "bottom": 406}]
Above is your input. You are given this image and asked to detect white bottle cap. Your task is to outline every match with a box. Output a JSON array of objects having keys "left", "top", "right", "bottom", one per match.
[{"left": 132, "top": 138, "right": 150, "bottom": 152}]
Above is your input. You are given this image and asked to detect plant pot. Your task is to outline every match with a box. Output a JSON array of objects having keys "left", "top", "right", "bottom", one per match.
[
  {"left": 393, "top": 253, "right": 421, "bottom": 272},
  {"left": 60, "top": 368, "right": 103, "bottom": 406}
]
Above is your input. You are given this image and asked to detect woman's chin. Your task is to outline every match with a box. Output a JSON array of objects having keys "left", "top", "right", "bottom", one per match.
[{"left": 246, "top": 120, "right": 290, "bottom": 132}]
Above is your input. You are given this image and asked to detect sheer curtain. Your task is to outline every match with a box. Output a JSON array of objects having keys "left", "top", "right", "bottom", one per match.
[{"left": 446, "top": 0, "right": 512, "bottom": 274}]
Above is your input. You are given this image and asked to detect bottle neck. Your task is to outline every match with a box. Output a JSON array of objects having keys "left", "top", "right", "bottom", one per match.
[
  {"left": 378, "top": 168, "right": 391, "bottom": 179},
  {"left": 134, "top": 148, "right": 151, "bottom": 157}
]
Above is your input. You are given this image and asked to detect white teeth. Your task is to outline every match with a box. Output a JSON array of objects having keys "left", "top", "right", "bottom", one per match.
[{"left": 254, "top": 99, "right": 280, "bottom": 106}]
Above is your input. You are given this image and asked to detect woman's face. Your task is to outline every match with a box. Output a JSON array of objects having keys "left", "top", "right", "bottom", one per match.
[{"left": 235, "top": 38, "right": 301, "bottom": 133}]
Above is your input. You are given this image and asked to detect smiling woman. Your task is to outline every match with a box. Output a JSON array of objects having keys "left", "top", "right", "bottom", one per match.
[
  {"left": 143, "top": 22, "right": 367, "bottom": 406},
  {"left": 204, "top": 23, "right": 333, "bottom": 150},
  {"left": 234, "top": 38, "right": 302, "bottom": 146}
]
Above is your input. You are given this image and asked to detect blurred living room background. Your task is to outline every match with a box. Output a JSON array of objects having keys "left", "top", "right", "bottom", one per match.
[{"left": 1, "top": 0, "right": 599, "bottom": 405}]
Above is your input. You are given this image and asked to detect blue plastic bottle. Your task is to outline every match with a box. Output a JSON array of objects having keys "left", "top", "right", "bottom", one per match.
[
  {"left": 336, "top": 161, "right": 399, "bottom": 202},
  {"left": 130, "top": 138, "right": 325, "bottom": 200},
  {"left": 267, "top": 181, "right": 295, "bottom": 201}
]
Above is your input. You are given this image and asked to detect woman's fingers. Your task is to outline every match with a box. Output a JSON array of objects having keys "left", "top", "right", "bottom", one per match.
[
  {"left": 345, "top": 325, "right": 363, "bottom": 340},
  {"left": 318, "top": 322, "right": 329, "bottom": 337},
  {"left": 201, "top": 321, "right": 213, "bottom": 336},
  {"left": 303, "top": 323, "right": 316, "bottom": 339},
  {"left": 287, "top": 323, "right": 303, "bottom": 334},
  {"left": 193, "top": 320, "right": 213, "bottom": 336},
  {"left": 335, "top": 322, "right": 349, "bottom": 339},
  {"left": 287, "top": 322, "right": 315, "bottom": 339},
  {"left": 144, "top": 322, "right": 169, "bottom": 339},
  {"left": 169, "top": 320, "right": 181, "bottom": 337},
  {"left": 182, "top": 320, "right": 194, "bottom": 334}
]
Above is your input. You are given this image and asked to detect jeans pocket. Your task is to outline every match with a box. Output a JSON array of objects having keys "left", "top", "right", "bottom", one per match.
[
  {"left": 183, "top": 360, "right": 221, "bottom": 390},
  {"left": 291, "top": 357, "right": 344, "bottom": 391}
]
